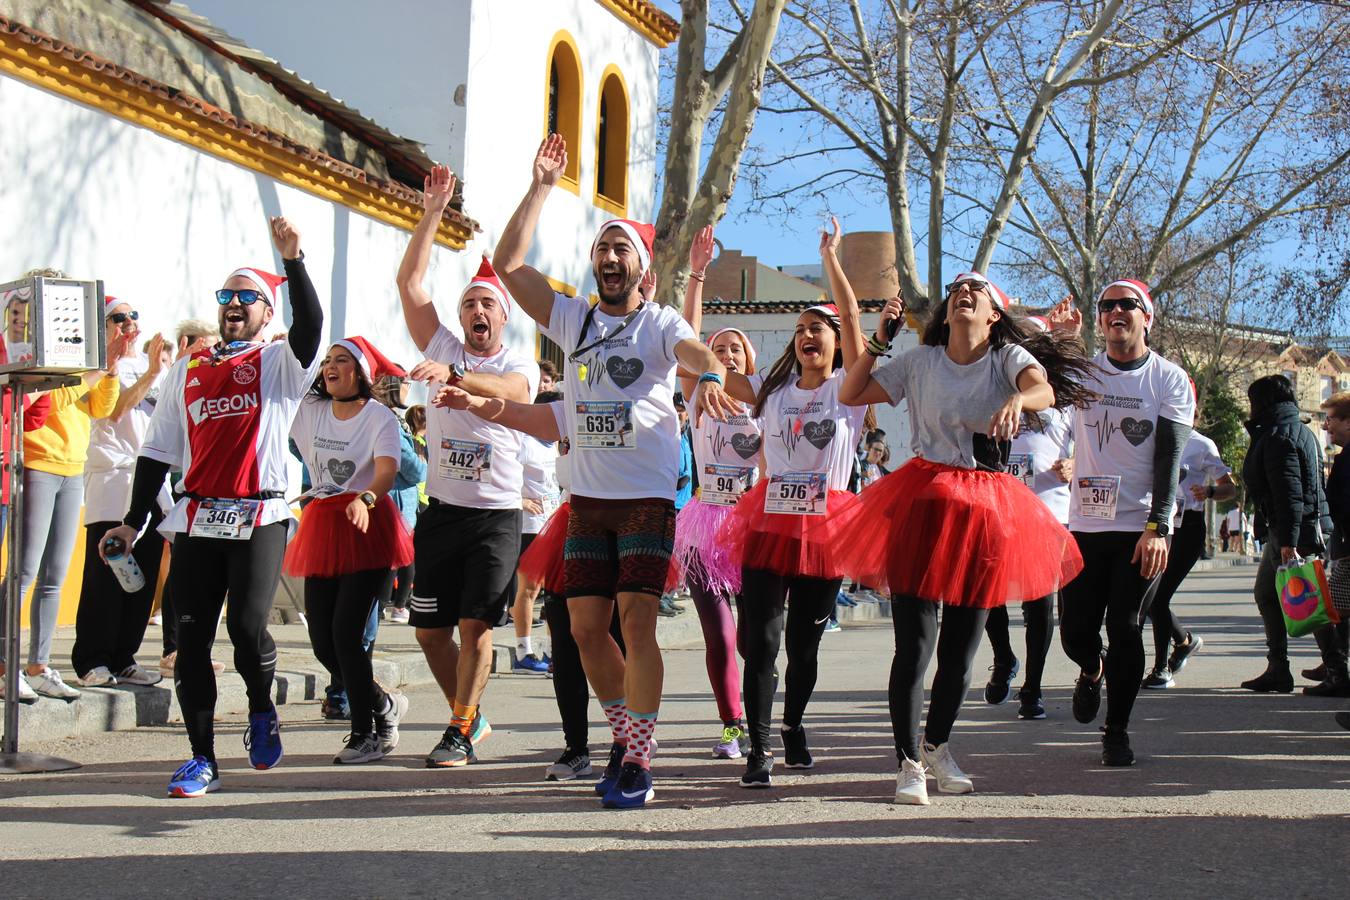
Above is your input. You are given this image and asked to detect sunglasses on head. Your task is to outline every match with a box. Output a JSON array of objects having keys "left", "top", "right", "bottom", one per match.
[
  {"left": 944, "top": 279, "right": 990, "bottom": 296},
  {"left": 215, "top": 289, "right": 270, "bottom": 306},
  {"left": 107, "top": 310, "right": 139, "bottom": 325},
  {"left": 1097, "top": 297, "right": 1143, "bottom": 314}
]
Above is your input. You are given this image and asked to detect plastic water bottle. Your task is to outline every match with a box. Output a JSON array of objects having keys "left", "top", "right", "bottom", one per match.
[{"left": 103, "top": 536, "right": 146, "bottom": 593}]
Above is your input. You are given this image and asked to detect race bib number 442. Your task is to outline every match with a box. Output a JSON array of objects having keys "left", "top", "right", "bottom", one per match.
[
  {"left": 575, "top": 400, "right": 634, "bottom": 450},
  {"left": 439, "top": 438, "right": 493, "bottom": 482},
  {"left": 1077, "top": 475, "right": 1121, "bottom": 520},
  {"left": 764, "top": 472, "right": 828, "bottom": 516}
]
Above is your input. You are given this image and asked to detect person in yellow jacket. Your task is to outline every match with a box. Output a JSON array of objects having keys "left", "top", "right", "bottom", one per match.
[{"left": 0, "top": 310, "right": 128, "bottom": 700}]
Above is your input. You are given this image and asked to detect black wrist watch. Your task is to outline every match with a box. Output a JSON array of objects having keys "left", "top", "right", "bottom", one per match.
[
  {"left": 1146, "top": 519, "right": 1171, "bottom": 537},
  {"left": 358, "top": 490, "right": 377, "bottom": 509}
]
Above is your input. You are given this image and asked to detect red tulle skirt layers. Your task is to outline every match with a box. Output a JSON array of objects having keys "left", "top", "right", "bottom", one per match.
[
  {"left": 832, "top": 458, "right": 1083, "bottom": 609},
  {"left": 716, "top": 480, "right": 861, "bottom": 581},
  {"left": 283, "top": 494, "right": 414, "bottom": 578},
  {"left": 519, "top": 500, "right": 682, "bottom": 596}
]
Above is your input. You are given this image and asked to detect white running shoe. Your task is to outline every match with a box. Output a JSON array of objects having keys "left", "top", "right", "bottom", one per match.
[
  {"left": 895, "top": 757, "right": 930, "bottom": 805},
  {"left": 375, "top": 690, "right": 409, "bottom": 754},
  {"left": 27, "top": 667, "right": 81, "bottom": 700},
  {"left": 921, "top": 741, "right": 974, "bottom": 794},
  {"left": 390, "top": 608, "right": 410, "bottom": 625},
  {"left": 78, "top": 666, "right": 118, "bottom": 687},
  {"left": 117, "top": 663, "right": 164, "bottom": 686},
  {"left": 0, "top": 673, "right": 40, "bottom": 704},
  {"left": 334, "top": 732, "right": 385, "bottom": 765}
]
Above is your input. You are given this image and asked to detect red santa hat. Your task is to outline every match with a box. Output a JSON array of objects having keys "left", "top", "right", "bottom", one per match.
[
  {"left": 803, "top": 303, "right": 841, "bottom": 323},
  {"left": 460, "top": 254, "right": 513, "bottom": 320},
  {"left": 226, "top": 267, "right": 288, "bottom": 306},
  {"left": 948, "top": 272, "right": 1012, "bottom": 310},
  {"left": 705, "top": 327, "right": 757, "bottom": 372},
  {"left": 1025, "top": 315, "right": 1050, "bottom": 333},
  {"left": 332, "top": 336, "right": 406, "bottom": 384},
  {"left": 1097, "top": 279, "right": 1155, "bottom": 327},
  {"left": 592, "top": 219, "right": 656, "bottom": 273},
  {"left": 104, "top": 294, "right": 125, "bottom": 315}
]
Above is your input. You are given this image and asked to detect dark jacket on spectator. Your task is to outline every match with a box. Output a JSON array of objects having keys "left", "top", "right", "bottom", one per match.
[
  {"left": 1241, "top": 400, "right": 1332, "bottom": 554},
  {"left": 1326, "top": 449, "right": 1349, "bottom": 560}
]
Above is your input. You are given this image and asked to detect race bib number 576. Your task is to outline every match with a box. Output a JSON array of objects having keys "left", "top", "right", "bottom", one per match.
[{"left": 764, "top": 472, "right": 828, "bottom": 516}]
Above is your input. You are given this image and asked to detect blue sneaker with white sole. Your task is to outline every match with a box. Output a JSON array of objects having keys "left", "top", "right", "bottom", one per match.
[
  {"left": 244, "top": 708, "right": 283, "bottom": 770},
  {"left": 602, "top": 762, "right": 654, "bottom": 809},
  {"left": 167, "top": 756, "right": 220, "bottom": 798},
  {"left": 513, "top": 653, "right": 550, "bottom": 675}
]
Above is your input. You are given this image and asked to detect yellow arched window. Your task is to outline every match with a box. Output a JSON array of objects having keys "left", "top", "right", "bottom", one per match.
[
  {"left": 594, "top": 66, "right": 630, "bottom": 215},
  {"left": 545, "top": 31, "right": 582, "bottom": 188}
]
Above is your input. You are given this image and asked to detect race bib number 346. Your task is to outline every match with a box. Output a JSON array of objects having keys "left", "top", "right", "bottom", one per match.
[
  {"left": 764, "top": 472, "right": 828, "bottom": 516},
  {"left": 575, "top": 400, "right": 634, "bottom": 450},
  {"left": 189, "top": 498, "right": 261, "bottom": 540},
  {"left": 1077, "top": 475, "right": 1121, "bottom": 520}
]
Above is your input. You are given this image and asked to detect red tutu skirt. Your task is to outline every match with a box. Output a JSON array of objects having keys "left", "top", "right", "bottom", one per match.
[
  {"left": 520, "top": 501, "right": 571, "bottom": 595},
  {"left": 716, "top": 480, "right": 861, "bottom": 580},
  {"left": 832, "top": 458, "right": 1083, "bottom": 608},
  {"left": 283, "top": 493, "right": 414, "bottom": 578}
]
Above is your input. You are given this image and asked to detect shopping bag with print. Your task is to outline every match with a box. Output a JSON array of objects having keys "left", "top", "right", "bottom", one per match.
[{"left": 1276, "top": 557, "right": 1339, "bottom": 638}]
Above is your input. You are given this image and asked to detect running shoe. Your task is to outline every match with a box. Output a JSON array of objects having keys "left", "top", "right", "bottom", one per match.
[
  {"left": 426, "top": 727, "right": 475, "bottom": 767},
  {"left": 657, "top": 596, "right": 680, "bottom": 617},
  {"left": 1167, "top": 633, "right": 1203, "bottom": 674},
  {"left": 823, "top": 618, "right": 841, "bottom": 633},
  {"left": 116, "top": 663, "right": 163, "bottom": 686},
  {"left": 920, "top": 741, "right": 973, "bottom": 794},
  {"left": 390, "top": 608, "right": 410, "bottom": 625},
  {"left": 594, "top": 741, "right": 626, "bottom": 796},
  {"left": 244, "top": 708, "right": 283, "bottom": 770},
  {"left": 984, "top": 657, "right": 1020, "bottom": 705},
  {"left": 78, "top": 666, "right": 117, "bottom": 687},
  {"left": 512, "top": 653, "right": 550, "bottom": 675},
  {"left": 546, "top": 748, "right": 593, "bottom": 781},
  {"left": 375, "top": 690, "right": 409, "bottom": 754},
  {"left": 1240, "top": 667, "right": 1294, "bottom": 693},
  {"left": 0, "top": 673, "right": 39, "bottom": 704},
  {"left": 713, "top": 724, "right": 746, "bottom": 760},
  {"left": 835, "top": 590, "right": 857, "bottom": 608},
  {"left": 1072, "top": 652, "right": 1105, "bottom": 723},
  {"left": 1101, "top": 727, "right": 1135, "bottom": 767},
  {"left": 602, "top": 762, "right": 654, "bottom": 809},
  {"left": 334, "top": 731, "right": 385, "bottom": 765},
  {"left": 781, "top": 724, "right": 814, "bottom": 769},
  {"left": 167, "top": 756, "right": 220, "bottom": 798},
  {"left": 1141, "top": 666, "right": 1174, "bottom": 689},
  {"left": 739, "top": 751, "right": 773, "bottom": 788},
  {"left": 469, "top": 711, "right": 492, "bottom": 745},
  {"left": 894, "top": 757, "right": 930, "bottom": 805},
  {"left": 1016, "top": 688, "right": 1046, "bottom": 720},
  {"left": 321, "top": 687, "right": 350, "bottom": 721},
  {"left": 26, "top": 667, "right": 80, "bottom": 700}
]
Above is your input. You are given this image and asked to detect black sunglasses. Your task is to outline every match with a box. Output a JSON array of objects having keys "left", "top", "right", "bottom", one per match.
[
  {"left": 107, "top": 310, "right": 139, "bottom": 325},
  {"left": 1097, "top": 297, "right": 1143, "bottom": 314},
  {"left": 944, "top": 279, "right": 990, "bottom": 296},
  {"left": 215, "top": 289, "right": 270, "bottom": 306}
]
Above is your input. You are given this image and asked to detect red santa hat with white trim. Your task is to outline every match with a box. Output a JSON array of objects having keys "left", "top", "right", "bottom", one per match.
[
  {"left": 104, "top": 294, "right": 125, "bottom": 315},
  {"left": 1096, "top": 278, "right": 1155, "bottom": 328},
  {"left": 460, "top": 255, "right": 513, "bottom": 320},
  {"left": 226, "top": 267, "right": 288, "bottom": 306},
  {"left": 803, "top": 302, "right": 841, "bottom": 323},
  {"left": 592, "top": 219, "right": 656, "bottom": 274},
  {"left": 948, "top": 272, "right": 1012, "bottom": 310},
  {"left": 331, "top": 336, "right": 406, "bottom": 384}
]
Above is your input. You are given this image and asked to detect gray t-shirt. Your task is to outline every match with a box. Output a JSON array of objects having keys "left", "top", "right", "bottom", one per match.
[{"left": 872, "top": 343, "right": 1043, "bottom": 469}]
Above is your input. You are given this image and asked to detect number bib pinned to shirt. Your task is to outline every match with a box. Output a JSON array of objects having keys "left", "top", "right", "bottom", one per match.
[
  {"left": 188, "top": 498, "right": 261, "bottom": 540},
  {"left": 439, "top": 438, "right": 493, "bottom": 482},
  {"left": 1077, "top": 475, "right": 1121, "bottom": 520},
  {"left": 575, "top": 400, "right": 635, "bottom": 450},
  {"left": 764, "top": 472, "right": 828, "bottom": 516},
  {"left": 701, "top": 463, "right": 754, "bottom": 507},
  {"left": 1006, "top": 453, "right": 1035, "bottom": 488}
]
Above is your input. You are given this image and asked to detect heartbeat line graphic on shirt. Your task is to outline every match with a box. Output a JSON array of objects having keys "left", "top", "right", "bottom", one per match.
[
  {"left": 1084, "top": 411, "right": 1121, "bottom": 452},
  {"left": 710, "top": 431, "right": 733, "bottom": 457},
  {"left": 776, "top": 428, "right": 804, "bottom": 456}
]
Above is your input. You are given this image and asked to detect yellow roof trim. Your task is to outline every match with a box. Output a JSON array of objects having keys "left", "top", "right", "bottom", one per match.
[{"left": 595, "top": 0, "right": 680, "bottom": 48}]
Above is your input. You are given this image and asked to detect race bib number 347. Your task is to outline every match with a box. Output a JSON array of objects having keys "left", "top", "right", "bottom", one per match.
[
  {"left": 575, "top": 400, "right": 634, "bottom": 450},
  {"left": 1077, "top": 475, "right": 1121, "bottom": 520},
  {"left": 764, "top": 472, "right": 828, "bottom": 516}
]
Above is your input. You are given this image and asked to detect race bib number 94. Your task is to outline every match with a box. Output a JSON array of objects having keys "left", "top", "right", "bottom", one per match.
[
  {"left": 1077, "top": 475, "right": 1121, "bottom": 520},
  {"left": 764, "top": 472, "right": 828, "bottom": 516},
  {"left": 701, "top": 463, "right": 754, "bottom": 507},
  {"left": 575, "top": 400, "right": 634, "bottom": 450},
  {"left": 189, "top": 498, "right": 261, "bottom": 540},
  {"left": 439, "top": 438, "right": 492, "bottom": 482}
]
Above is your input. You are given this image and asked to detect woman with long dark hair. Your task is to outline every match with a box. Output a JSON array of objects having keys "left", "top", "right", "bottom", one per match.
[
  {"left": 834, "top": 272, "right": 1096, "bottom": 804},
  {"left": 285, "top": 337, "right": 415, "bottom": 763}
]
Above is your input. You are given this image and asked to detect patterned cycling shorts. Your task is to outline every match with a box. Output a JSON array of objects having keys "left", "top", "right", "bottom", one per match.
[{"left": 563, "top": 495, "right": 676, "bottom": 599}]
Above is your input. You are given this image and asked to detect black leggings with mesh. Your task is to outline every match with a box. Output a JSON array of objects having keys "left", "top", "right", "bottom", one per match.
[
  {"left": 889, "top": 596, "right": 989, "bottom": 763},
  {"left": 983, "top": 594, "right": 1056, "bottom": 693},
  {"left": 305, "top": 567, "right": 393, "bottom": 734}
]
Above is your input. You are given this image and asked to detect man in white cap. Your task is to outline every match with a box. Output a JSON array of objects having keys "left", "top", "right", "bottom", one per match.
[
  {"left": 101, "top": 217, "right": 323, "bottom": 798},
  {"left": 397, "top": 165, "right": 538, "bottom": 768},
  {"left": 494, "top": 134, "right": 739, "bottom": 809}
]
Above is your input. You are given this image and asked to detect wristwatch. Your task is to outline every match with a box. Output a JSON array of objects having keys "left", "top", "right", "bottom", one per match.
[
  {"left": 1145, "top": 520, "right": 1170, "bottom": 537},
  {"left": 448, "top": 362, "right": 467, "bottom": 385},
  {"left": 358, "top": 490, "right": 377, "bottom": 509}
]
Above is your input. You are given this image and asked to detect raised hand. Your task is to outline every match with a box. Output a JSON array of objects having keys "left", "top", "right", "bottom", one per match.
[
  {"left": 422, "top": 164, "right": 457, "bottom": 214},
  {"left": 1047, "top": 295, "right": 1082, "bottom": 335},
  {"left": 819, "top": 215, "right": 842, "bottom": 257},
  {"left": 689, "top": 225, "right": 715, "bottom": 274},
  {"left": 146, "top": 333, "right": 167, "bottom": 377},
  {"left": 433, "top": 384, "right": 475, "bottom": 411},
  {"left": 534, "top": 134, "right": 568, "bottom": 188},
  {"left": 270, "top": 216, "right": 302, "bottom": 259},
  {"left": 176, "top": 335, "right": 210, "bottom": 361},
  {"left": 876, "top": 296, "right": 905, "bottom": 343},
  {"left": 639, "top": 269, "right": 657, "bottom": 303},
  {"left": 409, "top": 360, "right": 452, "bottom": 385}
]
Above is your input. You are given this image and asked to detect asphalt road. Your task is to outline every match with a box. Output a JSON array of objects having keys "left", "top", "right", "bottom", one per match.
[{"left": 2, "top": 565, "right": 1346, "bottom": 898}]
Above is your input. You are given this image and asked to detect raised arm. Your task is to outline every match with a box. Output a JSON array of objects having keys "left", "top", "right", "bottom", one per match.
[
  {"left": 397, "top": 165, "right": 456, "bottom": 352},
  {"left": 433, "top": 384, "right": 561, "bottom": 442},
  {"left": 272, "top": 218, "right": 322, "bottom": 368},
  {"left": 109, "top": 334, "right": 166, "bottom": 423},
  {"left": 678, "top": 225, "right": 716, "bottom": 400},
  {"left": 407, "top": 359, "right": 531, "bottom": 404},
  {"left": 493, "top": 135, "right": 570, "bottom": 329},
  {"left": 820, "top": 217, "right": 866, "bottom": 370},
  {"left": 840, "top": 297, "right": 904, "bottom": 406}
]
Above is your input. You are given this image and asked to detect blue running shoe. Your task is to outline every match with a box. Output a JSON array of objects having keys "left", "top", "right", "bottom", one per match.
[
  {"left": 244, "top": 708, "right": 283, "bottom": 770},
  {"left": 512, "top": 653, "right": 550, "bottom": 675},
  {"left": 469, "top": 711, "right": 492, "bottom": 746},
  {"left": 594, "top": 741, "right": 625, "bottom": 796},
  {"left": 167, "top": 756, "right": 219, "bottom": 798},
  {"left": 602, "top": 762, "right": 654, "bottom": 809}
]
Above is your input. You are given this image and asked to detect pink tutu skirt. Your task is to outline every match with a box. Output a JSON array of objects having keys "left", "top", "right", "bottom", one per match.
[
  {"left": 832, "top": 457, "right": 1083, "bottom": 609},
  {"left": 674, "top": 496, "right": 742, "bottom": 596},
  {"left": 716, "top": 480, "right": 861, "bottom": 581},
  {"left": 284, "top": 494, "right": 414, "bottom": 578}
]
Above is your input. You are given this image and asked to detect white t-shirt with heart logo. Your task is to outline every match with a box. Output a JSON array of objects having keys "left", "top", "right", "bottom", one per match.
[
  {"left": 1068, "top": 351, "right": 1195, "bottom": 533},
  {"left": 747, "top": 369, "right": 866, "bottom": 491},
  {"left": 546, "top": 293, "right": 695, "bottom": 501},
  {"left": 290, "top": 396, "right": 402, "bottom": 495}
]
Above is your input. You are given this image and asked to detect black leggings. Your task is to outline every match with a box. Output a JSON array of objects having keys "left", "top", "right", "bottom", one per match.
[
  {"left": 1146, "top": 510, "right": 1204, "bottom": 667},
  {"left": 890, "top": 596, "right": 989, "bottom": 763},
  {"left": 543, "top": 594, "right": 624, "bottom": 752},
  {"left": 389, "top": 562, "right": 415, "bottom": 610},
  {"left": 171, "top": 523, "right": 288, "bottom": 762},
  {"left": 72, "top": 519, "right": 165, "bottom": 675},
  {"left": 1060, "top": 530, "right": 1164, "bottom": 732},
  {"left": 306, "top": 568, "right": 393, "bottom": 734},
  {"left": 983, "top": 594, "right": 1055, "bottom": 693},
  {"left": 736, "top": 568, "right": 839, "bottom": 757}
]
